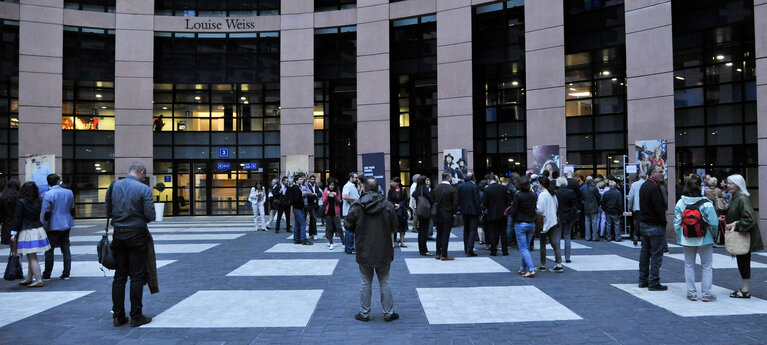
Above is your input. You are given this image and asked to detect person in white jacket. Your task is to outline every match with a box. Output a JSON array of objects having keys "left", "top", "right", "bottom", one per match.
[
  {"left": 536, "top": 177, "right": 563, "bottom": 272},
  {"left": 249, "top": 181, "right": 267, "bottom": 231}
]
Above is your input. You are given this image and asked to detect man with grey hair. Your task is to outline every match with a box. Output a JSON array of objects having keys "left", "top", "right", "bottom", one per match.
[
  {"left": 344, "top": 177, "right": 399, "bottom": 322},
  {"left": 582, "top": 176, "right": 601, "bottom": 241},
  {"left": 627, "top": 172, "right": 647, "bottom": 244},
  {"left": 600, "top": 180, "right": 624, "bottom": 242},
  {"left": 106, "top": 162, "right": 155, "bottom": 327}
]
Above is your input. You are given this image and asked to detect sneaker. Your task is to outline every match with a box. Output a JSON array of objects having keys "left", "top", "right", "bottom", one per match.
[
  {"left": 113, "top": 316, "right": 128, "bottom": 327},
  {"left": 130, "top": 315, "right": 152, "bottom": 327},
  {"left": 384, "top": 312, "right": 400, "bottom": 322},
  {"left": 59, "top": 275, "right": 70, "bottom": 280},
  {"left": 535, "top": 266, "right": 547, "bottom": 272},
  {"left": 329, "top": 243, "right": 334, "bottom": 250},
  {"left": 550, "top": 266, "right": 564, "bottom": 273},
  {"left": 327, "top": 243, "right": 331, "bottom": 247},
  {"left": 565, "top": 260, "right": 572, "bottom": 263},
  {"left": 42, "top": 275, "right": 51, "bottom": 280},
  {"left": 354, "top": 313, "right": 370, "bottom": 322},
  {"left": 302, "top": 240, "right": 313, "bottom": 245}
]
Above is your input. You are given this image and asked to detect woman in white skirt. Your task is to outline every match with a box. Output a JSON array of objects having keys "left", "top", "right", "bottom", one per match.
[
  {"left": 249, "top": 181, "right": 267, "bottom": 231},
  {"left": 10, "top": 182, "right": 50, "bottom": 287}
]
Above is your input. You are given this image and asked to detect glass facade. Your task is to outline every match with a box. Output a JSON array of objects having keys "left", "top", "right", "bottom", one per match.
[
  {"left": 154, "top": 31, "right": 280, "bottom": 216},
  {"left": 673, "top": 0, "right": 758, "bottom": 208},
  {"left": 62, "top": 26, "right": 116, "bottom": 218},
  {"left": 564, "top": 0, "right": 627, "bottom": 178},
  {"left": 155, "top": 0, "right": 279, "bottom": 16},
  {"left": 64, "top": 0, "right": 115, "bottom": 12},
  {"left": 315, "top": 0, "right": 355, "bottom": 12},
  {"left": 390, "top": 15, "right": 437, "bottom": 183},
  {"left": 0, "top": 20, "right": 18, "bottom": 182},
  {"left": 314, "top": 26, "right": 357, "bottom": 181},
  {"left": 472, "top": 1, "right": 527, "bottom": 178}
]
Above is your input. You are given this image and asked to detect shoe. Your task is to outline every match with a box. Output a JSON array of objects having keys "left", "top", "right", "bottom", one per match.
[
  {"left": 27, "top": 282, "right": 44, "bottom": 288},
  {"left": 42, "top": 275, "right": 51, "bottom": 280},
  {"left": 420, "top": 252, "right": 434, "bottom": 256},
  {"left": 615, "top": 239, "right": 622, "bottom": 242},
  {"left": 517, "top": 269, "right": 526, "bottom": 275},
  {"left": 400, "top": 244, "right": 407, "bottom": 248},
  {"left": 275, "top": 231, "right": 280, "bottom": 234},
  {"left": 294, "top": 241, "right": 302, "bottom": 244},
  {"left": 466, "top": 252, "right": 477, "bottom": 257},
  {"left": 489, "top": 252, "right": 497, "bottom": 256},
  {"left": 522, "top": 271, "right": 536, "bottom": 278},
  {"left": 502, "top": 252, "right": 509, "bottom": 256},
  {"left": 687, "top": 295, "right": 697, "bottom": 301},
  {"left": 302, "top": 240, "right": 313, "bottom": 245},
  {"left": 638, "top": 283, "right": 649, "bottom": 288},
  {"left": 701, "top": 295, "right": 717, "bottom": 302},
  {"left": 18, "top": 280, "right": 32, "bottom": 286},
  {"left": 536, "top": 266, "right": 546, "bottom": 272},
  {"left": 550, "top": 266, "right": 564, "bottom": 273},
  {"left": 312, "top": 235, "right": 317, "bottom": 240},
  {"left": 730, "top": 289, "right": 751, "bottom": 299},
  {"left": 266, "top": 226, "right": 271, "bottom": 230},
  {"left": 329, "top": 244, "right": 334, "bottom": 250},
  {"left": 441, "top": 256, "right": 455, "bottom": 261},
  {"left": 130, "top": 316, "right": 152, "bottom": 327},
  {"left": 648, "top": 284, "right": 668, "bottom": 291},
  {"left": 565, "top": 260, "right": 572, "bottom": 263},
  {"left": 354, "top": 313, "right": 370, "bottom": 322},
  {"left": 384, "top": 312, "right": 399, "bottom": 322},
  {"left": 435, "top": 255, "right": 441, "bottom": 260},
  {"left": 113, "top": 316, "right": 129, "bottom": 327},
  {"left": 59, "top": 275, "right": 70, "bottom": 280}
]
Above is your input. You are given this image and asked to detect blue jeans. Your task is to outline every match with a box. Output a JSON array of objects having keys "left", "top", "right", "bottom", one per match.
[
  {"left": 515, "top": 222, "right": 535, "bottom": 271},
  {"left": 560, "top": 220, "right": 573, "bottom": 261},
  {"left": 584, "top": 212, "right": 599, "bottom": 241},
  {"left": 506, "top": 216, "right": 514, "bottom": 242},
  {"left": 639, "top": 222, "right": 666, "bottom": 287},
  {"left": 292, "top": 208, "right": 307, "bottom": 242}
]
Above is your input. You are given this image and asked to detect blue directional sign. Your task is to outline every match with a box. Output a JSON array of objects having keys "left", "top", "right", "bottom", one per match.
[
  {"left": 164, "top": 176, "right": 171, "bottom": 182},
  {"left": 217, "top": 162, "right": 230, "bottom": 170},
  {"left": 243, "top": 162, "right": 258, "bottom": 170},
  {"left": 219, "top": 147, "right": 230, "bottom": 158}
]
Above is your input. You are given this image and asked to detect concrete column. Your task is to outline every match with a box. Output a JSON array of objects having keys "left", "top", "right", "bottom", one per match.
[
  {"left": 524, "top": 0, "right": 566, "bottom": 165},
  {"left": 755, "top": 0, "right": 767, "bottom": 238},
  {"left": 18, "top": 0, "right": 63, "bottom": 180},
  {"left": 436, "top": 1, "right": 472, "bottom": 181},
  {"left": 356, "top": 0, "right": 390, "bottom": 180},
  {"left": 114, "top": 0, "right": 154, "bottom": 178},
  {"left": 280, "top": 1, "right": 315, "bottom": 176},
  {"left": 624, "top": 0, "right": 676, "bottom": 229}
]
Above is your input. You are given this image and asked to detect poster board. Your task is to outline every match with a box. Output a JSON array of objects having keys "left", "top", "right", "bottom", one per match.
[
  {"left": 285, "top": 155, "right": 309, "bottom": 179},
  {"left": 532, "top": 145, "right": 561, "bottom": 176},
  {"left": 362, "top": 152, "right": 386, "bottom": 192},
  {"left": 443, "top": 149, "right": 469, "bottom": 183},
  {"left": 26, "top": 154, "right": 55, "bottom": 193},
  {"left": 634, "top": 139, "right": 667, "bottom": 179}
]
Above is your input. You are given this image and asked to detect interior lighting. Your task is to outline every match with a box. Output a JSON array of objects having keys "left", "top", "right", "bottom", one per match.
[
  {"left": 675, "top": 76, "right": 685, "bottom": 80},
  {"left": 716, "top": 55, "right": 725, "bottom": 60},
  {"left": 240, "top": 96, "right": 246, "bottom": 100},
  {"left": 95, "top": 94, "right": 102, "bottom": 98},
  {"left": 569, "top": 88, "right": 576, "bottom": 91},
  {"left": 568, "top": 92, "right": 591, "bottom": 97},
  {"left": 101, "top": 106, "right": 107, "bottom": 109},
  {"left": 602, "top": 71, "right": 610, "bottom": 76},
  {"left": 94, "top": 163, "right": 101, "bottom": 166},
  {"left": 611, "top": 78, "right": 617, "bottom": 81},
  {"left": 736, "top": 68, "right": 742, "bottom": 72},
  {"left": 725, "top": 62, "right": 733, "bottom": 67},
  {"left": 162, "top": 106, "right": 168, "bottom": 110},
  {"left": 194, "top": 96, "right": 201, "bottom": 101},
  {"left": 511, "top": 81, "right": 519, "bottom": 86}
]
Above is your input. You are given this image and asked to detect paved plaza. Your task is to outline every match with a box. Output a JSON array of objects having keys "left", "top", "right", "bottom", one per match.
[{"left": 1, "top": 216, "right": 767, "bottom": 344}]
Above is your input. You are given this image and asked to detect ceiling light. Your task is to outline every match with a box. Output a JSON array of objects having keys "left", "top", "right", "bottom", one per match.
[
  {"left": 194, "top": 96, "right": 201, "bottom": 101},
  {"left": 736, "top": 68, "right": 742, "bottom": 72},
  {"left": 240, "top": 96, "right": 246, "bottom": 100},
  {"left": 101, "top": 106, "right": 107, "bottom": 109},
  {"left": 568, "top": 92, "right": 591, "bottom": 97},
  {"left": 162, "top": 106, "right": 168, "bottom": 110},
  {"left": 95, "top": 94, "right": 102, "bottom": 98},
  {"left": 569, "top": 88, "right": 576, "bottom": 91},
  {"left": 611, "top": 78, "right": 617, "bottom": 81},
  {"left": 716, "top": 55, "right": 725, "bottom": 60},
  {"left": 602, "top": 71, "right": 610, "bottom": 75},
  {"left": 725, "top": 62, "right": 733, "bottom": 66},
  {"left": 511, "top": 81, "right": 519, "bottom": 86},
  {"left": 675, "top": 76, "right": 685, "bottom": 80}
]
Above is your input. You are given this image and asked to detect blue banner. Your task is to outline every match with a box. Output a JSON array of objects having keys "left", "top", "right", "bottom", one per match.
[{"left": 362, "top": 152, "right": 386, "bottom": 192}]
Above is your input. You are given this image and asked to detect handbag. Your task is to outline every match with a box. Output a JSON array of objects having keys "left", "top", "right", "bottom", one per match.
[
  {"left": 415, "top": 189, "right": 432, "bottom": 219},
  {"left": 724, "top": 223, "right": 750, "bottom": 256},
  {"left": 97, "top": 217, "right": 117, "bottom": 270},
  {"left": 4, "top": 243, "right": 23, "bottom": 281}
]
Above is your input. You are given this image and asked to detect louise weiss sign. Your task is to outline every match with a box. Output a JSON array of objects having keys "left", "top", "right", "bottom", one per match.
[{"left": 185, "top": 18, "right": 256, "bottom": 31}]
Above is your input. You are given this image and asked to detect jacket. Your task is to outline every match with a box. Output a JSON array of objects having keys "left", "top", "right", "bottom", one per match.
[
  {"left": 638, "top": 178, "right": 667, "bottom": 226},
  {"left": 344, "top": 192, "right": 397, "bottom": 267},
  {"left": 307, "top": 182, "right": 322, "bottom": 206},
  {"left": 725, "top": 192, "right": 764, "bottom": 253},
  {"left": 432, "top": 182, "right": 459, "bottom": 215},
  {"left": 600, "top": 188, "right": 624, "bottom": 215},
  {"left": 457, "top": 181, "right": 481, "bottom": 216},
  {"left": 12, "top": 198, "right": 44, "bottom": 233},
  {"left": 509, "top": 190, "right": 537, "bottom": 223},
  {"left": 1, "top": 192, "right": 18, "bottom": 244},
  {"left": 248, "top": 187, "right": 265, "bottom": 205},
  {"left": 582, "top": 185, "right": 601, "bottom": 214},
  {"left": 106, "top": 176, "right": 155, "bottom": 228},
  {"left": 482, "top": 182, "right": 510, "bottom": 221},
  {"left": 322, "top": 188, "right": 342, "bottom": 216},
  {"left": 387, "top": 187, "right": 409, "bottom": 223},
  {"left": 627, "top": 179, "right": 645, "bottom": 211},
  {"left": 288, "top": 184, "right": 307, "bottom": 210},
  {"left": 41, "top": 185, "right": 75, "bottom": 231},
  {"left": 673, "top": 196, "right": 717, "bottom": 247},
  {"left": 555, "top": 188, "right": 578, "bottom": 222},
  {"left": 536, "top": 190, "right": 558, "bottom": 233}
]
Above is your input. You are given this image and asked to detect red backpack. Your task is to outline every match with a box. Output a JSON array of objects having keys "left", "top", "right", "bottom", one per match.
[{"left": 681, "top": 200, "right": 710, "bottom": 238}]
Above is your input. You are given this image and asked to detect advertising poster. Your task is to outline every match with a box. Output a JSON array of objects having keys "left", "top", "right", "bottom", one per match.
[
  {"left": 634, "top": 139, "right": 667, "bottom": 179},
  {"left": 285, "top": 155, "right": 309, "bottom": 179},
  {"left": 362, "top": 152, "right": 386, "bottom": 192},
  {"left": 532, "top": 145, "right": 561, "bottom": 176},
  {"left": 25, "top": 154, "right": 55, "bottom": 194},
  {"left": 443, "top": 149, "right": 469, "bottom": 183}
]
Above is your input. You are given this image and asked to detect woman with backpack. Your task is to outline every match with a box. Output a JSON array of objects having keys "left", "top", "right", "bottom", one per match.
[
  {"left": 674, "top": 175, "right": 719, "bottom": 302},
  {"left": 724, "top": 174, "right": 763, "bottom": 299},
  {"left": 10, "top": 182, "right": 50, "bottom": 287}
]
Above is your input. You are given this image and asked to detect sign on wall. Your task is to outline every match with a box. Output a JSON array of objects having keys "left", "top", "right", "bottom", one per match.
[
  {"left": 25, "top": 154, "right": 55, "bottom": 194},
  {"left": 286, "top": 155, "right": 309, "bottom": 178},
  {"left": 443, "top": 149, "right": 469, "bottom": 183},
  {"left": 532, "top": 145, "right": 561, "bottom": 176},
  {"left": 362, "top": 152, "right": 386, "bottom": 192},
  {"left": 634, "top": 139, "right": 667, "bottom": 179}
]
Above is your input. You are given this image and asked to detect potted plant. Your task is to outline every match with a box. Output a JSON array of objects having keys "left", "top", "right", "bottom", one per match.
[{"left": 154, "top": 182, "right": 166, "bottom": 222}]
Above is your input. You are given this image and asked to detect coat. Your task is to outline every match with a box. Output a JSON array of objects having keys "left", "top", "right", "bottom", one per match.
[
  {"left": 725, "top": 192, "right": 763, "bottom": 253},
  {"left": 555, "top": 188, "right": 578, "bottom": 223},
  {"left": 582, "top": 185, "right": 601, "bottom": 214},
  {"left": 673, "top": 196, "right": 717, "bottom": 247},
  {"left": 600, "top": 188, "right": 624, "bottom": 215},
  {"left": 457, "top": 181, "right": 481, "bottom": 216},
  {"left": 344, "top": 192, "right": 397, "bottom": 267},
  {"left": 482, "top": 182, "right": 510, "bottom": 221},
  {"left": 432, "top": 183, "right": 459, "bottom": 215}
]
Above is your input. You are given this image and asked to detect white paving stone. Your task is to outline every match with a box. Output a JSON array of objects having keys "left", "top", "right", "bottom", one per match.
[
  {"left": 265, "top": 243, "right": 344, "bottom": 253},
  {"left": 0, "top": 260, "right": 176, "bottom": 278},
  {"left": 612, "top": 240, "right": 680, "bottom": 248},
  {"left": 547, "top": 254, "right": 638, "bottom": 271},
  {"left": 404, "top": 232, "right": 458, "bottom": 239},
  {"left": 64, "top": 243, "right": 219, "bottom": 255},
  {"left": 559, "top": 240, "right": 591, "bottom": 249},
  {"left": 666, "top": 253, "right": 767, "bottom": 269},
  {"left": 613, "top": 283, "right": 767, "bottom": 317},
  {"left": 144, "top": 290, "right": 323, "bottom": 328},
  {"left": 147, "top": 222, "right": 253, "bottom": 228},
  {"left": 399, "top": 241, "right": 465, "bottom": 252},
  {"left": 142, "top": 227, "right": 254, "bottom": 233},
  {"left": 69, "top": 235, "right": 106, "bottom": 242},
  {"left": 73, "top": 233, "right": 245, "bottom": 242},
  {"left": 417, "top": 286, "right": 581, "bottom": 324},
  {"left": 0, "top": 291, "right": 94, "bottom": 327},
  {"left": 405, "top": 257, "right": 509, "bottom": 274},
  {"left": 227, "top": 259, "right": 338, "bottom": 276},
  {"left": 287, "top": 233, "right": 326, "bottom": 240}
]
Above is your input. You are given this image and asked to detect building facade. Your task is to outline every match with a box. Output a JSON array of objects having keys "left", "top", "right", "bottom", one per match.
[{"left": 0, "top": 0, "right": 764, "bottom": 238}]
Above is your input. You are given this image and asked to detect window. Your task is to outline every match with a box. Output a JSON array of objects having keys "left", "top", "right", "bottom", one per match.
[
  {"left": 315, "top": 0, "right": 355, "bottom": 12},
  {"left": 64, "top": 0, "right": 116, "bottom": 12},
  {"left": 155, "top": 0, "right": 279, "bottom": 16},
  {"left": 0, "top": 20, "right": 18, "bottom": 181}
]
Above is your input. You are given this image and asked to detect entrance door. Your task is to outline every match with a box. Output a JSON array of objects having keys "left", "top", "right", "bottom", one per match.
[
  {"left": 174, "top": 162, "right": 209, "bottom": 215},
  {"left": 175, "top": 163, "right": 192, "bottom": 215}
]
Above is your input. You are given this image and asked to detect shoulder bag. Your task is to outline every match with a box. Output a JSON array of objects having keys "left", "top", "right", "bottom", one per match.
[
  {"left": 415, "top": 188, "right": 432, "bottom": 219},
  {"left": 724, "top": 221, "right": 750, "bottom": 256},
  {"left": 97, "top": 217, "right": 117, "bottom": 270}
]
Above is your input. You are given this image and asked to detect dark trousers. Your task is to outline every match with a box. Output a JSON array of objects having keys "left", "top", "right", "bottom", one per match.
[
  {"left": 736, "top": 253, "right": 752, "bottom": 279},
  {"left": 112, "top": 228, "right": 148, "bottom": 319},
  {"left": 638, "top": 222, "right": 666, "bottom": 287},
  {"left": 435, "top": 213, "right": 453, "bottom": 257},
  {"left": 308, "top": 205, "right": 318, "bottom": 236},
  {"left": 43, "top": 229, "right": 71, "bottom": 278},
  {"left": 486, "top": 218, "right": 508, "bottom": 255},
  {"left": 631, "top": 213, "right": 640, "bottom": 240},
  {"left": 276, "top": 205, "right": 291, "bottom": 232},
  {"left": 417, "top": 215, "right": 431, "bottom": 254},
  {"left": 462, "top": 214, "right": 478, "bottom": 254}
]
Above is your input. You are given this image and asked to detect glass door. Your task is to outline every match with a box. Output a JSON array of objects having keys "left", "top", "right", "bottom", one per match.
[
  {"left": 175, "top": 163, "right": 191, "bottom": 215},
  {"left": 193, "top": 162, "right": 208, "bottom": 215}
]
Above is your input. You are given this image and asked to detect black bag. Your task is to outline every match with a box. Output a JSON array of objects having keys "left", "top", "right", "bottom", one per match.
[
  {"left": 97, "top": 218, "right": 116, "bottom": 270},
  {"left": 415, "top": 189, "right": 432, "bottom": 219},
  {"left": 3, "top": 253, "right": 23, "bottom": 281}
]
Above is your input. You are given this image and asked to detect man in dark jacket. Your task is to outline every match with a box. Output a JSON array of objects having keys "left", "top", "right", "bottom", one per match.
[
  {"left": 600, "top": 181, "right": 624, "bottom": 242},
  {"left": 638, "top": 164, "right": 668, "bottom": 291},
  {"left": 457, "top": 172, "right": 480, "bottom": 256},
  {"left": 432, "top": 172, "right": 459, "bottom": 260},
  {"left": 482, "top": 173, "right": 510, "bottom": 256},
  {"left": 344, "top": 177, "right": 399, "bottom": 322},
  {"left": 288, "top": 174, "right": 312, "bottom": 245},
  {"left": 306, "top": 175, "right": 323, "bottom": 240},
  {"left": 273, "top": 177, "right": 291, "bottom": 233},
  {"left": 582, "top": 177, "right": 601, "bottom": 241}
]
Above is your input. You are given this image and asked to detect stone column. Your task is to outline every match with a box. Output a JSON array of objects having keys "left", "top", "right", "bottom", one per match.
[
  {"left": 755, "top": 0, "right": 767, "bottom": 237},
  {"left": 624, "top": 1, "right": 676, "bottom": 229},
  {"left": 356, "top": 0, "right": 390, "bottom": 180},
  {"left": 524, "top": 0, "right": 566, "bottom": 166},
  {"left": 114, "top": 0, "right": 154, "bottom": 178},
  {"left": 18, "top": 0, "right": 63, "bottom": 180},
  {"left": 280, "top": 1, "right": 315, "bottom": 176},
  {"left": 436, "top": 1, "right": 473, "bottom": 181}
]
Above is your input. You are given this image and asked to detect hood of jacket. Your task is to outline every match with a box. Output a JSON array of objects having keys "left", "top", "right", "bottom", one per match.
[
  {"left": 680, "top": 195, "right": 708, "bottom": 205},
  {"left": 356, "top": 192, "right": 386, "bottom": 215}
]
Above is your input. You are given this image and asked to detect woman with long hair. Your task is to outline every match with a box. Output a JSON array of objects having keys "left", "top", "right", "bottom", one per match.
[
  {"left": 11, "top": 182, "right": 50, "bottom": 287},
  {"left": 322, "top": 178, "right": 343, "bottom": 250},
  {"left": 387, "top": 177, "right": 409, "bottom": 248},
  {"left": 248, "top": 181, "right": 267, "bottom": 231},
  {"left": 724, "top": 174, "right": 763, "bottom": 298},
  {"left": 536, "top": 177, "right": 563, "bottom": 272},
  {"left": 510, "top": 175, "right": 538, "bottom": 278}
]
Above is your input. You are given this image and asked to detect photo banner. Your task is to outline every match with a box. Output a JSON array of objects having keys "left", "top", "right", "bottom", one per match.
[
  {"left": 362, "top": 152, "right": 386, "bottom": 191},
  {"left": 532, "top": 145, "right": 561, "bottom": 176},
  {"left": 285, "top": 155, "right": 309, "bottom": 179},
  {"left": 634, "top": 139, "right": 667, "bottom": 179},
  {"left": 443, "top": 149, "right": 469, "bottom": 183},
  {"left": 25, "top": 154, "right": 56, "bottom": 194}
]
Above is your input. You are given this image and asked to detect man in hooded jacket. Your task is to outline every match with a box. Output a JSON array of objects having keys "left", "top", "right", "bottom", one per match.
[{"left": 344, "top": 177, "right": 400, "bottom": 322}]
